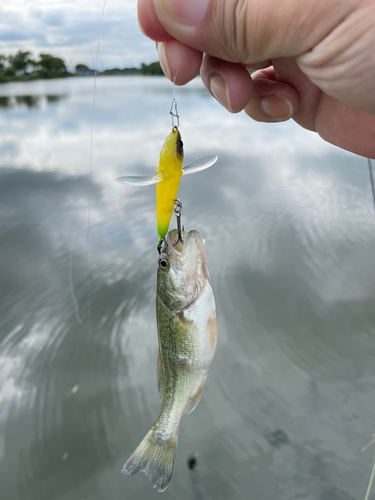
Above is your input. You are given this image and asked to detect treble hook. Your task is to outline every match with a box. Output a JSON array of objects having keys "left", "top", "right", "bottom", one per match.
[
  {"left": 170, "top": 97, "right": 179, "bottom": 129},
  {"left": 174, "top": 199, "right": 183, "bottom": 243}
]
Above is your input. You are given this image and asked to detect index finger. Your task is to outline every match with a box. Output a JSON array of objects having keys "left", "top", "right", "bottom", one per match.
[{"left": 138, "top": 0, "right": 171, "bottom": 41}]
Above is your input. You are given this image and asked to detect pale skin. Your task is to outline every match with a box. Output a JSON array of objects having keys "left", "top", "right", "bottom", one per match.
[{"left": 137, "top": 0, "right": 375, "bottom": 159}]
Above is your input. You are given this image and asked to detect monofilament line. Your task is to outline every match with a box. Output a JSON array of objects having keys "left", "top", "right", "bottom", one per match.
[
  {"left": 362, "top": 434, "right": 375, "bottom": 500},
  {"left": 69, "top": 234, "right": 83, "bottom": 325},
  {"left": 86, "top": 0, "right": 107, "bottom": 325},
  {"left": 368, "top": 158, "right": 375, "bottom": 219}
]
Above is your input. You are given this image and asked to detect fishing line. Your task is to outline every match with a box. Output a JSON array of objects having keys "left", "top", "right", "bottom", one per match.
[
  {"left": 362, "top": 435, "right": 375, "bottom": 500},
  {"left": 69, "top": 232, "right": 83, "bottom": 325},
  {"left": 367, "top": 158, "right": 375, "bottom": 219},
  {"left": 85, "top": 0, "right": 108, "bottom": 325},
  {"left": 158, "top": 56, "right": 183, "bottom": 395},
  {"left": 170, "top": 58, "right": 182, "bottom": 129}
]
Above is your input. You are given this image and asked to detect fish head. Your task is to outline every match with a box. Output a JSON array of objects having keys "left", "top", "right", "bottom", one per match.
[
  {"left": 161, "top": 128, "right": 184, "bottom": 163},
  {"left": 157, "top": 229, "right": 209, "bottom": 310}
]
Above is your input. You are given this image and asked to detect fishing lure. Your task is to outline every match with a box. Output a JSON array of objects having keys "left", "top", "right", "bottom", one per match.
[{"left": 116, "top": 98, "right": 218, "bottom": 243}]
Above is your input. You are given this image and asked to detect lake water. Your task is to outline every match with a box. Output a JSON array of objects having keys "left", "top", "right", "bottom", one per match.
[{"left": 0, "top": 76, "right": 375, "bottom": 500}]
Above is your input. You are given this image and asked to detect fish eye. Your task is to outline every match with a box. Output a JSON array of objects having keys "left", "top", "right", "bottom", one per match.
[
  {"left": 177, "top": 139, "right": 183, "bottom": 149},
  {"left": 159, "top": 254, "right": 169, "bottom": 269}
]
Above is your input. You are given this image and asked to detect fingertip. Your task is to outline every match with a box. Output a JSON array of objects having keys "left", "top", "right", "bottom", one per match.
[
  {"left": 201, "top": 56, "right": 253, "bottom": 113},
  {"left": 157, "top": 42, "right": 172, "bottom": 80},
  {"left": 138, "top": 0, "right": 172, "bottom": 41},
  {"left": 244, "top": 68, "right": 299, "bottom": 122},
  {"left": 226, "top": 67, "right": 253, "bottom": 112},
  {"left": 260, "top": 95, "right": 293, "bottom": 120},
  {"left": 158, "top": 40, "right": 202, "bottom": 85}
]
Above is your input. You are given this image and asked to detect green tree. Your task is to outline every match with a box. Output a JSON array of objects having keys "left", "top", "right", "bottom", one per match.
[
  {"left": 0, "top": 55, "right": 7, "bottom": 83},
  {"left": 75, "top": 63, "right": 90, "bottom": 72},
  {"left": 7, "top": 51, "right": 32, "bottom": 75},
  {"left": 38, "top": 54, "right": 67, "bottom": 73},
  {"left": 0, "top": 55, "right": 6, "bottom": 72},
  {"left": 141, "top": 62, "right": 163, "bottom": 76}
]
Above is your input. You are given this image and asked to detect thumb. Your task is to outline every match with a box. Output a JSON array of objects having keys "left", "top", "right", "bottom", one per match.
[{"left": 152, "top": 0, "right": 353, "bottom": 64}]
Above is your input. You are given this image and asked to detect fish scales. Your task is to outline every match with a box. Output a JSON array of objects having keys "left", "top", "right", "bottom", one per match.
[{"left": 122, "top": 229, "right": 217, "bottom": 492}]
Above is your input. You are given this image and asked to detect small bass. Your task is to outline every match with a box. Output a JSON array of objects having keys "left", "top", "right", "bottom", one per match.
[{"left": 122, "top": 228, "right": 217, "bottom": 492}]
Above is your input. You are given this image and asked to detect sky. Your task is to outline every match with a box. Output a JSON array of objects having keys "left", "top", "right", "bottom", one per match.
[{"left": 0, "top": 0, "right": 157, "bottom": 70}]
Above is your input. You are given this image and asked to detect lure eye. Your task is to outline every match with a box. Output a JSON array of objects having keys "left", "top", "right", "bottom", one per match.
[
  {"left": 176, "top": 137, "right": 184, "bottom": 159},
  {"left": 159, "top": 254, "right": 169, "bottom": 270}
]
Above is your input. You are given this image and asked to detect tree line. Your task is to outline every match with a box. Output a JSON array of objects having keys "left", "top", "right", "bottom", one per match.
[
  {"left": 0, "top": 51, "right": 69, "bottom": 82},
  {"left": 0, "top": 51, "right": 164, "bottom": 83}
]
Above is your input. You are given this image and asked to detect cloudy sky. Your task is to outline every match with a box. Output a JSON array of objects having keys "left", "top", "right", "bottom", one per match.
[{"left": 0, "top": 0, "right": 157, "bottom": 70}]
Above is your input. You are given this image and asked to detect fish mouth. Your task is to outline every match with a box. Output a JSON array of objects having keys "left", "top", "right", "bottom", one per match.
[
  {"left": 164, "top": 229, "right": 209, "bottom": 280},
  {"left": 165, "top": 229, "right": 187, "bottom": 256},
  {"left": 165, "top": 229, "right": 201, "bottom": 255}
]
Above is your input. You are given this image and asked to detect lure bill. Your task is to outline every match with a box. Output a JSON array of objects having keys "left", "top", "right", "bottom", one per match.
[
  {"left": 122, "top": 228, "right": 217, "bottom": 491},
  {"left": 116, "top": 128, "right": 218, "bottom": 242}
]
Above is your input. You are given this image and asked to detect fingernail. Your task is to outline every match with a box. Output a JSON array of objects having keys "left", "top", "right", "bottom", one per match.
[
  {"left": 209, "top": 75, "right": 232, "bottom": 112},
  {"left": 155, "top": 0, "right": 209, "bottom": 27},
  {"left": 157, "top": 41, "right": 171, "bottom": 81},
  {"left": 261, "top": 95, "right": 293, "bottom": 120}
]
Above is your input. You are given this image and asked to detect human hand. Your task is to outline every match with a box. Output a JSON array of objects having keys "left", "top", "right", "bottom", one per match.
[{"left": 138, "top": 0, "right": 375, "bottom": 158}]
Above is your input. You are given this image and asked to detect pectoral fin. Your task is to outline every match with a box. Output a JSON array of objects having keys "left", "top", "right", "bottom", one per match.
[
  {"left": 187, "top": 376, "right": 207, "bottom": 414},
  {"left": 182, "top": 155, "right": 218, "bottom": 176},
  {"left": 116, "top": 172, "right": 163, "bottom": 186}
]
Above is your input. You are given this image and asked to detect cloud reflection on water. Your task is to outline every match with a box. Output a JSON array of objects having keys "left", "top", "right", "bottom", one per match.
[{"left": 0, "top": 76, "right": 375, "bottom": 500}]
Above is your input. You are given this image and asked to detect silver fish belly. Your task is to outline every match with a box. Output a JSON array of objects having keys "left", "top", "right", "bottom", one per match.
[{"left": 122, "top": 229, "right": 217, "bottom": 492}]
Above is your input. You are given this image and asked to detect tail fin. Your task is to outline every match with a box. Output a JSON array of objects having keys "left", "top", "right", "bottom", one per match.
[{"left": 122, "top": 429, "right": 178, "bottom": 492}]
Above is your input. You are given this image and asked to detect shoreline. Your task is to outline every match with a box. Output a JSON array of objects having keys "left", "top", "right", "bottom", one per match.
[{"left": 0, "top": 73, "right": 166, "bottom": 85}]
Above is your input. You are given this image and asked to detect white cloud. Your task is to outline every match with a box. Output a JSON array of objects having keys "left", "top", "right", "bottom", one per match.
[{"left": 0, "top": 0, "right": 157, "bottom": 69}]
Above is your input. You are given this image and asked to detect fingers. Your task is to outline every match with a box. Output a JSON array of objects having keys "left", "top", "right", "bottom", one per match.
[
  {"left": 140, "top": 0, "right": 356, "bottom": 90},
  {"left": 157, "top": 40, "right": 202, "bottom": 85},
  {"left": 199, "top": 56, "right": 297, "bottom": 119},
  {"left": 200, "top": 55, "right": 253, "bottom": 113},
  {"left": 138, "top": 0, "right": 171, "bottom": 41},
  {"left": 137, "top": 0, "right": 375, "bottom": 158},
  {"left": 243, "top": 64, "right": 375, "bottom": 158},
  {"left": 244, "top": 68, "right": 298, "bottom": 122},
  {"left": 150, "top": 0, "right": 355, "bottom": 64},
  {"left": 243, "top": 57, "right": 320, "bottom": 127}
]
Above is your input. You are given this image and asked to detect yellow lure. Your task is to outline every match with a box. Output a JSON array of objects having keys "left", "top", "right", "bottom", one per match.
[
  {"left": 116, "top": 128, "right": 217, "bottom": 242},
  {"left": 156, "top": 127, "right": 184, "bottom": 242}
]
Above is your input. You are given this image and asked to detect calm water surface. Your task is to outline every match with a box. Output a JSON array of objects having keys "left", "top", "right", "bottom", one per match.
[{"left": 0, "top": 76, "right": 375, "bottom": 500}]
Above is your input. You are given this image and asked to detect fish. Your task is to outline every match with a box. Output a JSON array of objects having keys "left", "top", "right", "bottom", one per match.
[
  {"left": 122, "top": 228, "right": 217, "bottom": 492},
  {"left": 116, "top": 127, "right": 218, "bottom": 242}
]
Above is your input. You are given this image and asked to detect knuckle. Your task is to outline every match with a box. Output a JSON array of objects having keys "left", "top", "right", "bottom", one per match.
[
  {"left": 217, "top": 0, "right": 252, "bottom": 61},
  {"left": 233, "top": 0, "right": 251, "bottom": 57},
  {"left": 206, "top": 0, "right": 271, "bottom": 63}
]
